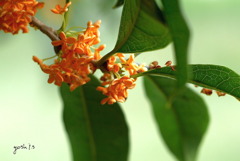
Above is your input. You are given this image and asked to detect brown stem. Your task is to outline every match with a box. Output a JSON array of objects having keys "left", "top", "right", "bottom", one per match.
[
  {"left": 30, "top": 16, "right": 59, "bottom": 41},
  {"left": 30, "top": 16, "right": 61, "bottom": 53}
]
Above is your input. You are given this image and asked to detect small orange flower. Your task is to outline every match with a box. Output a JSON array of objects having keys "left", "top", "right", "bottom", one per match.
[
  {"left": 117, "top": 53, "right": 146, "bottom": 75},
  {"left": 0, "top": 0, "right": 44, "bottom": 34},
  {"left": 100, "top": 73, "right": 111, "bottom": 82},
  {"left": 51, "top": 31, "right": 76, "bottom": 55},
  {"left": 97, "top": 76, "right": 136, "bottom": 104},
  {"left": 94, "top": 44, "right": 106, "bottom": 60},
  {"left": 107, "top": 56, "right": 122, "bottom": 73},
  {"left": 51, "top": 2, "right": 72, "bottom": 15}
]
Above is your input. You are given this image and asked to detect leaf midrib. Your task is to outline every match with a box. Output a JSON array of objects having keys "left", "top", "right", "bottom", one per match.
[
  {"left": 134, "top": 66, "right": 240, "bottom": 99},
  {"left": 80, "top": 87, "right": 97, "bottom": 161},
  {"left": 146, "top": 76, "right": 185, "bottom": 160},
  {"left": 113, "top": 0, "right": 141, "bottom": 53}
]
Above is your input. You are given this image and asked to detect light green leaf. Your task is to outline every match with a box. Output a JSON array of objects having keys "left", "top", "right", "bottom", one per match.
[
  {"left": 144, "top": 76, "right": 209, "bottom": 161},
  {"left": 133, "top": 65, "right": 240, "bottom": 99},
  {"left": 159, "top": 0, "right": 190, "bottom": 88},
  {"left": 60, "top": 75, "right": 129, "bottom": 161}
]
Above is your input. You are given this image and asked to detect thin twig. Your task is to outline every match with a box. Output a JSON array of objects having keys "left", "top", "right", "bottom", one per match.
[
  {"left": 30, "top": 16, "right": 59, "bottom": 41},
  {"left": 30, "top": 16, "right": 61, "bottom": 54}
]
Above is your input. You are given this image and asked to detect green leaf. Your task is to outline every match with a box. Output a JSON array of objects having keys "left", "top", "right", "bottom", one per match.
[
  {"left": 60, "top": 75, "right": 129, "bottom": 161},
  {"left": 113, "top": 0, "right": 124, "bottom": 8},
  {"left": 133, "top": 65, "right": 240, "bottom": 99},
  {"left": 144, "top": 76, "right": 209, "bottom": 161},
  {"left": 159, "top": 0, "right": 190, "bottom": 88},
  {"left": 112, "top": 0, "right": 171, "bottom": 53},
  {"left": 97, "top": 0, "right": 171, "bottom": 67}
]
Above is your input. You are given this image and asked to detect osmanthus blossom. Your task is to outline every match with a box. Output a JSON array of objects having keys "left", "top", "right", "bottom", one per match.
[
  {"left": 0, "top": 0, "right": 145, "bottom": 105},
  {"left": 107, "top": 56, "right": 122, "bottom": 73},
  {"left": 97, "top": 54, "right": 148, "bottom": 105},
  {"left": 1, "top": 1, "right": 229, "bottom": 106},
  {"left": 2, "top": 1, "right": 165, "bottom": 105},
  {"left": 51, "top": 2, "right": 72, "bottom": 15},
  {"left": 97, "top": 54, "right": 178, "bottom": 104},
  {"left": 33, "top": 20, "right": 105, "bottom": 91},
  {"left": 97, "top": 76, "right": 136, "bottom": 105},
  {"left": 0, "top": 0, "right": 44, "bottom": 34}
]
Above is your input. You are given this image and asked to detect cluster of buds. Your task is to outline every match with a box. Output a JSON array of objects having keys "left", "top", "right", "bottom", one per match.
[
  {"left": 200, "top": 88, "right": 226, "bottom": 97},
  {"left": 0, "top": 0, "right": 44, "bottom": 34},
  {"left": 149, "top": 60, "right": 176, "bottom": 71},
  {"left": 51, "top": 2, "right": 72, "bottom": 15}
]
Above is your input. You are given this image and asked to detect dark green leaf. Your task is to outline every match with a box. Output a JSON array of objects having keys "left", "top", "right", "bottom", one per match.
[
  {"left": 159, "top": 0, "right": 190, "bottom": 88},
  {"left": 144, "top": 76, "right": 209, "bottom": 161},
  {"left": 60, "top": 75, "right": 129, "bottom": 161},
  {"left": 113, "top": 0, "right": 124, "bottom": 8},
  {"left": 112, "top": 0, "right": 171, "bottom": 53},
  {"left": 133, "top": 65, "right": 240, "bottom": 99}
]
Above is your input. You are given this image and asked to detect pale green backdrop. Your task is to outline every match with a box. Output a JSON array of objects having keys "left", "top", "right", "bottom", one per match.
[{"left": 1, "top": 0, "right": 240, "bottom": 161}]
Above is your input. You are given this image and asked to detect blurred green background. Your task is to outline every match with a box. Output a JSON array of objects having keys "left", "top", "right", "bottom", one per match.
[{"left": 1, "top": 0, "right": 240, "bottom": 161}]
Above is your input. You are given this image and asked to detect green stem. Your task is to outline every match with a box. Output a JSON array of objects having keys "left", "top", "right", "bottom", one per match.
[
  {"left": 59, "top": 0, "right": 71, "bottom": 32},
  {"left": 59, "top": 18, "right": 66, "bottom": 32},
  {"left": 42, "top": 55, "right": 58, "bottom": 61}
]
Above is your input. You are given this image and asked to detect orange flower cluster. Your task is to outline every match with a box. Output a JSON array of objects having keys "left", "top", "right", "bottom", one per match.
[
  {"left": 97, "top": 53, "right": 147, "bottom": 104},
  {"left": 97, "top": 76, "right": 136, "bottom": 104},
  {"left": 33, "top": 20, "right": 105, "bottom": 91},
  {"left": 107, "top": 53, "right": 146, "bottom": 75},
  {"left": 117, "top": 53, "right": 146, "bottom": 75},
  {"left": 0, "top": 0, "right": 44, "bottom": 34},
  {"left": 107, "top": 56, "right": 122, "bottom": 73},
  {"left": 51, "top": 2, "right": 72, "bottom": 15}
]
